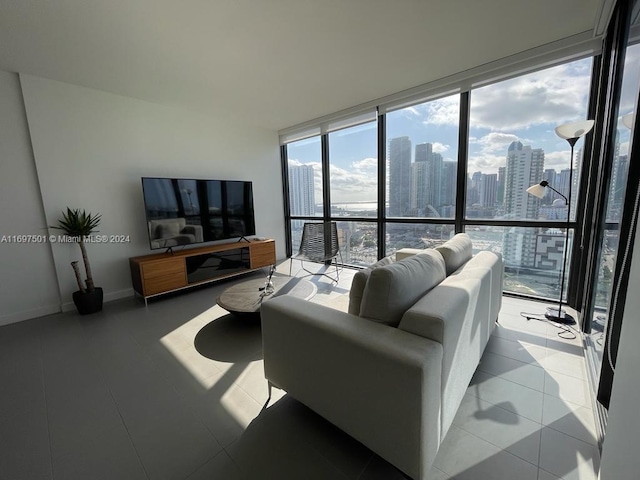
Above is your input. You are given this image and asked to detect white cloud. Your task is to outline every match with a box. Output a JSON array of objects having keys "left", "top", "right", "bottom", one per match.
[
  {"left": 421, "top": 96, "right": 460, "bottom": 126},
  {"left": 470, "top": 61, "right": 592, "bottom": 130},
  {"left": 473, "top": 132, "right": 521, "bottom": 153},
  {"left": 329, "top": 163, "right": 377, "bottom": 202},
  {"left": 543, "top": 151, "right": 570, "bottom": 171},
  {"left": 352, "top": 157, "right": 377, "bottom": 171},
  {"left": 431, "top": 142, "right": 449, "bottom": 153},
  {"left": 467, "top": 154, "right": 507, "bottom": 173}
]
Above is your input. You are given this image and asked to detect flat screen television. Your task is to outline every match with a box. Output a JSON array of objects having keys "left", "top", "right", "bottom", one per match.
[{"left": 141, "top": 177, "right": 256, "bottom": 250}]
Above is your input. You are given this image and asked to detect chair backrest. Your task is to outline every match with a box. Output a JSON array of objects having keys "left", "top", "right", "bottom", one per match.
[{"left": 298, "top": 222, "right": 340, "bottom": 261}]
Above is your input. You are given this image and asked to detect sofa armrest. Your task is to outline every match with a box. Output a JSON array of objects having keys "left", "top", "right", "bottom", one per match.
[
  {"left": 261, "top": 296, "right": 443, "bottom": 480},
  {"left": 181, "top": 225, "right": 203, "bottom": 243}
]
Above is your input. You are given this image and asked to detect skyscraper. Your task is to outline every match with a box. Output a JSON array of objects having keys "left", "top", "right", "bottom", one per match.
[
  {"left": 479, "top": 173, "right": 498, "bottom": 207},
  {"left": 388, "top": 136, "right": 412, "bottom": 216},
  {"left": 288, "top": 164, "right": 316, "bottom": 216},
  {"left": 503, "top": 141, "right": 544, "bottom": 267},
  {"left": 543, "top": 168, "right": 558, "bottom": 204},
  {"left": 441, "top": 161, "right": 457, "bottom": 213},
  {"left": 411, "top": 143, "right": 444, "bottom": 215},
  {"left": 497, "top": 166, "right": 506, "bottom": 205}
]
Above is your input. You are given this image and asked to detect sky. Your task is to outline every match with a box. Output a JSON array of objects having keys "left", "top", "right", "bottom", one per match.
[{"left": 288, "top": 52, "right": 639, "bottom": 204}]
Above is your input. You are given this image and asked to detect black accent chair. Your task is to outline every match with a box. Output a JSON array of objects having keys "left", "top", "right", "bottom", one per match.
[{"left": 289, "top": 222, "right": 343, "bottom": 282}]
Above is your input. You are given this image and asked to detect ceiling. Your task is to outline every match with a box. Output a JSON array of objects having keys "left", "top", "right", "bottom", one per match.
[{"left": 0, "top": 0, "right": 603, "bottom": 131}]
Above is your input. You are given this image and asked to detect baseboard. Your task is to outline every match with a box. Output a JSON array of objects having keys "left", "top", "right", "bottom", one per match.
[
  {"left": 61, "top": 287, "right": 135, "bottom": 312},
  {"left": 0, "top": 304, "right": 61, "bottom": 326}
]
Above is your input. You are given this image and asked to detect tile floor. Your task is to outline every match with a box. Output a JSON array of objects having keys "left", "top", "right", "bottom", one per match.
[{"left": 0, "top": 261, "right": 600, "bottom": 480}]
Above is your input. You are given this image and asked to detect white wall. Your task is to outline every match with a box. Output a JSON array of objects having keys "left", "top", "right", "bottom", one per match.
[
  {"left": 0, "top": 71, "right": 60, "bottom": 325},
  {"left": 18, "top": 74, "right": 283, "bottom": 311},
  {"left": 598, "top": 226, "right": 640, "bottom": 479}
]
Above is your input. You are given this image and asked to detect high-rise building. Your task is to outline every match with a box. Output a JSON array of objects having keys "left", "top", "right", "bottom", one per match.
[
  {"left": 503, "top": 141, "right": 544, "bottom": 268},
  {"left": 479, "top": 173, "right": 498, "bottom": 207},
  {"left": 415, "top": 142, "right": 433, "bottom": 162},
  {"left": 288, "top": 164, "right": 316, "bottom": 216},
  {"left": 388, "top": 136, "right": 412, "bottom": 216},
  {"left": 497, "top": 166, "right": 506, "bottom": 205},
  {"left": 441, "top": 161, "right": 457, "bottom": 213},
  {"left": 557, "top": 169, "right": 571, "bottom": 200},
  {"left": 468, "top": 171, "right": 483, "bottom": 206},
  {"left": 543, "top": 168, "right": 558, "bottom": 204},
  {"left": 411, "top": 143, "right": 443, "bottom": 215}
]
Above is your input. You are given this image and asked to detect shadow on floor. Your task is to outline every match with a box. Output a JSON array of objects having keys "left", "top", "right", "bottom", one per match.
[{"left": 194, "top": 314, "right": 263, "bottom": 362}]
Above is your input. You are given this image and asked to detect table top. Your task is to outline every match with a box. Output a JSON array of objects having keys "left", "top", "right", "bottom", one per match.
[{"left": 216, "top": 276, "right": 316, "bottom": 314}]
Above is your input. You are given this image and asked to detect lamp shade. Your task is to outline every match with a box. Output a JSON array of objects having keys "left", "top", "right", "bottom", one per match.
[
  {"left": 555, "top": 120, "right": 595, "bottom": 140},
  {"left": 526, "top": 183, "right": 546, "bottom": 199}
]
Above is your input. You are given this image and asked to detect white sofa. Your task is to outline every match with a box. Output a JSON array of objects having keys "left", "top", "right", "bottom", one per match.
[{"left": 261, "top": 234, "right": 503, "bottom": 480}]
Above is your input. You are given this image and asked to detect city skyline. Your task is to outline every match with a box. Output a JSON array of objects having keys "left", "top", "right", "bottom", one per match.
[{"left": 287, "top": 58, "right": 594, "bottom": 205}]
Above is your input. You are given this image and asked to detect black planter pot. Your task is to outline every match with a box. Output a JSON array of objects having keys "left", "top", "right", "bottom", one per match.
[{"left": 72, "top": 287, "right": 103, "bottom": 315}]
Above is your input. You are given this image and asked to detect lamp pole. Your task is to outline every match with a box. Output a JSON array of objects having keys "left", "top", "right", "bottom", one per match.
[{"left": 527, "top": 120, "right": 594, "bottom": 324}]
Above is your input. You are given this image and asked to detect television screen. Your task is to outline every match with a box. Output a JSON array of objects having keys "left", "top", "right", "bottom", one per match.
[{"left": 141, "top": 177, "right": 256, "bottom": 249}]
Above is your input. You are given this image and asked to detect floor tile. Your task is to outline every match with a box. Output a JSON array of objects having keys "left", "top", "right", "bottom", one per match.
[
  {"left": 544, "top": 349, "right": 587, "bottom": 380},
  {"left": 542, "top": 394, "right": 598, "bottom": 446},
  {"left": 539, "top": 427, "right": 600, "bottom": 480},
  {"left": 0, "top": 399, "right": 52, "bottom": 480},
  {"left": 185, "top": 451, "right": 241, "bottom": 480},
  {"left": 543, "top": 370, "right": 590, "bottom": 408},
  {"left": 51, "top": 424, "right": 147, "bottom": 480},
  {"left": 0, "top": 285, "right": 601, "bottom": 480},
  {"left": 434, "top": 426, "right": 538, "bottom": 480},
  {"left": 485, "top": 336, "right": 547, "bottom": 366},
  {"left": 478, "top": 350, "right": 545, "bottom": 391},
  {"left": 538, "top": 468, "right": 563, "bottom": 480},
  {"left": 468, "top": 371, "right": 544, "bottom": 423},
  {"left": 453, "top": 393, "right": 542, "bottom": 465},
  {"left": 124, "top": 403, "right": 222, "bottom": 480}
]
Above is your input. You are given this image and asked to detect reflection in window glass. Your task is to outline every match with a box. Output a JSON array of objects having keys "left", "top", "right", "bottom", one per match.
[
  {"left": 466, "top": 225, "right": 572, "bottom": 299},
  {"left": 468, "top": 59, "right": 593, "bottom": 222},
  {"left": 287, "top": 137, "right": 323, "bottom": 217},
  {"left": 385, "top": 223, "right": 454, "bottom": 258},
  {"left": 386, "top": 95, "right": 460, "bottom": 219},
  {"left": 329, "top": 122, "right": 378, "bottom": 217}
]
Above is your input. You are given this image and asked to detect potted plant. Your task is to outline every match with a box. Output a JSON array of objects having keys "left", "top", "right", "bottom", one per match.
[{"left": 52, "top": 208, "right": 103, "bottom": 314}]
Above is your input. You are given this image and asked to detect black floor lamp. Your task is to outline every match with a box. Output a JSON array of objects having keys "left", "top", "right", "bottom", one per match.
[{"left": 526, "top": 119, "right": 594, "bottom": 325}]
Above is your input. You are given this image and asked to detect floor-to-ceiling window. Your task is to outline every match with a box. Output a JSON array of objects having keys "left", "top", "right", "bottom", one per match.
[
  {"left": 281, "top": 58, "right": 595, "bottom": 304},
  {"left": 286, "top": 136, "right": 323, "bottom": 253},
  {"left": 465, "top": 59, "right": 593, "bottom": 296},
  {"left": 328, "top": 121, "right": 379, "bottom": 266},
  {"left": 385, "top": 95, "right": 459, "bottom": 257},
  {"left": 588, "top": 41, "right": 640, "bottom": 370}
]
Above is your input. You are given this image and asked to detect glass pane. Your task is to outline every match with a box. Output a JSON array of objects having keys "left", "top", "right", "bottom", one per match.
[
  {"left": 386, "top": 95, "right": 460, "bottom": 219},
  {"left": 287, "top": 136, "right": 323, "bottom": 217},
  {"left": 334, "top": 221, "right": 378, "bottom": 266},
  {"left": 385, "top": 223, "right": 454, "bottom": 258},
  {"left": 588, "top": 40, "right": 640, "bottom": 375},
  {"left": 290, "top": 219, "right": 305, "bottom": 254},
  {"left": 328, "top": 121, "right": 378, "bottom": 217},
  {"left": 468, "top": 58, "right": 593, "bottom": 221},
  {"left": 466, "top": 225, "right": 572, "bottom": 299}
]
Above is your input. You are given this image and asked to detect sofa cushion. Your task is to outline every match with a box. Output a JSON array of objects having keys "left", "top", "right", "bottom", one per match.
[
  {"left": 435, "top": 233, "right": 473, "bottom": 275},
  {"left": 359, "top": 250, "right": 446, "bottom": 326},
  {"left": 348, "top": 256, "right": 394, "bottom": 315}
]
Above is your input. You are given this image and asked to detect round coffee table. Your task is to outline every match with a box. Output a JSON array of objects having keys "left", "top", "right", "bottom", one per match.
[{"left": 216, "top": 276, "right": 316, "bottom": 317}]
